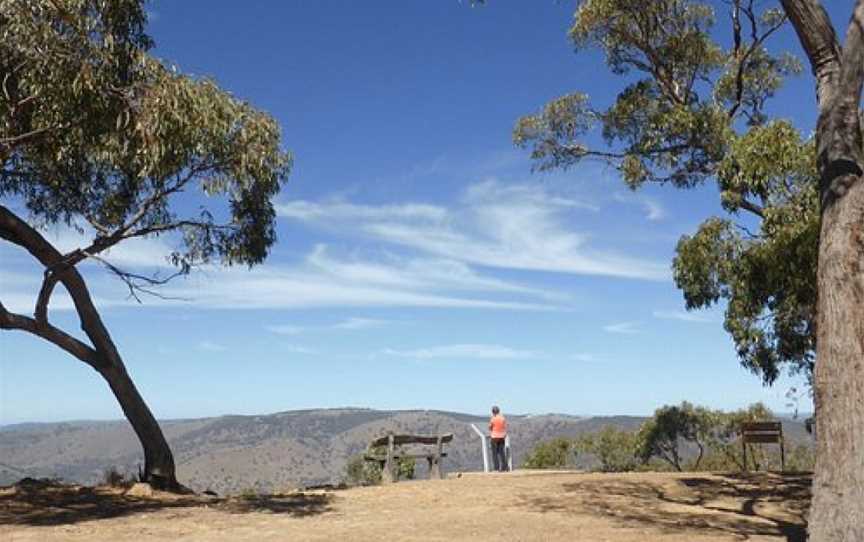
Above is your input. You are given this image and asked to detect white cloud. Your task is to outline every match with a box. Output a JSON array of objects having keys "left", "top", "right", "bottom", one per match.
[
  {"left": 603, "top": 322, "right": 641, "bottom": 335},
  {"left": 306, "top": 245, "right": 558, "bottom": 298},
  {"left": 644, "top": 200, "right": 666, "bottom": 221},
  {"left": 333, "top": 317, "right": 389, "bottom": 330},
  {"left": 570, "top": 353, "right": 597, "bottom": 363},
  {"left": 266, "top": 324, "right": 305, "bottom": 335},
  {"left": 162, "top": 257, "right": 558, "bottom": 311},
  {"left": 3, "top": 239, "right": 565, "bottom": 313},
  {"left": 282, "top": 344, "right": 317, "bottom": 355},
  {"left": 652, "top": 310, "right": 714, "bottom": 323},
  {"left": 266, "top": 317, "right": 392, "bottom": 335},
  {"left": 381, "top": 343, "right": 540, "bottom": 360},
  {"left": 198, "top": 341, "right": 227, "bottom": 352},
  {"left": 278, "top": 200, "right": 447, "bottom": 223},
  {"left": 278, "top": 179, "right": 668, "bottom": 281},
  {"left": 614, "top": 192, "right": 666, "bottom": 222}
]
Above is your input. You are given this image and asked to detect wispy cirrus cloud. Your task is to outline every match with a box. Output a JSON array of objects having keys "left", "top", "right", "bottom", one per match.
[
  {"left": 162, "top": 252, "right": 558, "bottom": 311},
  {"left": 278, "top": 179, "right": 668, "bottom": 281},
  {"left": 381, "top": 343, "right": 540, "bottom": 360},
  {"left": 652, "top": 310, "right": 714, "bottom": 323},
  {"left": 2, "top": 235, "right": 566, "bottom": 313},
  {"left": 266, "top": 324, "right": 305, "bottom": 335},
  {"left": 614, "top": 192, "right": 666, "bottom": 222},
  {"left": 570, "top": 353, "right": 598, "bottom": 363},
  {"left": 281, "top": 344, "right": 317, "bottom": 355},
  {"left": 603, "top": 322, "right": 641, "bottom": 335},
  {"left": 198, "top": 340, "right": 227, "bottom": 352},
  {"left": 333, "top": 317, "right": 390, "bottom": 330},
  {"left": 266, "top": 317, "right": 392, "bottom": 335}
]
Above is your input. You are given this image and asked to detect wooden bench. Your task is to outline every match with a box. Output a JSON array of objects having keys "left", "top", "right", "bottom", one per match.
[
  {"left": 740, "top": 421, "right": 785, "bottom": 472},
  {"left": 364, "top": 433, "right": 454, "bottom": 482}
]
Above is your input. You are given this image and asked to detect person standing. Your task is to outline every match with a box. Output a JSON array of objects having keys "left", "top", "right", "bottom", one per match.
[{"left": 489, "top": 405, "right": 508, "bottom": 472}]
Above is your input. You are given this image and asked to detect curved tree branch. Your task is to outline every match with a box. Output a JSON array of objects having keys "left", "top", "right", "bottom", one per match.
[
  {"left": 0, "top": 204, "right": 123, "bottom": 364},
  {"left": 0, "top": 300, "right": 103, "bottom": 369}
]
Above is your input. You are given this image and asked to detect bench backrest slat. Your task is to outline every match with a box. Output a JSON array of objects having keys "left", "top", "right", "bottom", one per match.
[
  {"left": 369, "top": 433, "right": 454, "bottom": 448},
  {"left": 740, "top": 421, "right": 782, "bottom": 444},
  {"left": 741, "top": 421, "right": 782, "bottom": 433},
  {"left": 743, "top": 433, "right": 783, "bottom": 444}
]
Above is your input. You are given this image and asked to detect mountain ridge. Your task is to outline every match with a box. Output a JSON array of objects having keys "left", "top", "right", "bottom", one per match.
[{"left": 0, "top": 407, "right": 809, "bottom": 495}]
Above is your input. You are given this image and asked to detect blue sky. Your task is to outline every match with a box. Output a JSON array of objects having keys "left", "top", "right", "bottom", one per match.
[{"left": 1, "top": 0, "right": 827, "bottom": 424}]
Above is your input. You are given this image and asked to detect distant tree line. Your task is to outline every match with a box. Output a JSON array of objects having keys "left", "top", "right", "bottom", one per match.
[{"left": 521, "top": 402, "right": 814, "bottom": 473}]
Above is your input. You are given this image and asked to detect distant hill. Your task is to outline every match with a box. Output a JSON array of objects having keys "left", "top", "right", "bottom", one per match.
[{"left": 0, "top": 408, "right": 811, "bottom": 494}]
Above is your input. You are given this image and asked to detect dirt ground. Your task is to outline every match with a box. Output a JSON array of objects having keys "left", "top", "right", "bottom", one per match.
[{"left": 0, "top": 471, "right": 810, "bottom": 542}]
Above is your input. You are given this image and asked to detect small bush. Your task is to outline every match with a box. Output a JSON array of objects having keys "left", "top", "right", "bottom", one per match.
[
  {"left": 523, "top": 437, "right": 577, "bottom": 469},
  {"left": 575, "top": 426, "right": 640, "bottom": 472},
  {"left": 343, "top": 447, "right": 416, "bottom": 486},
  {"left": 397, "top": 456, "right": 416, "bottom": 480},
  {"left": 101, "top": 466, "right": 134, "bottom": 488},
  {"left": 344, "top": 455, "right": 383, "bottom": 486},
  {"left": 239, "top": 487, "right": 258, "bottom": 500}
]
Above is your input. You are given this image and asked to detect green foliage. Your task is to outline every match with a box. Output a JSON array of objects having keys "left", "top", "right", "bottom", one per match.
[
  {"left": 515, "top": 0, "right": 815, "bottom": 384},
  {"left": 528, "top": 402, "right": 811, "bottom": 474},
  {"left": 238, "top": 487, "right": 258, "bottom": 500},
  {"left": 2, "top": 0, "right": 292, "bottom": 273},
  {"left": 637, "top": 402, "right": 713, "bottom": 471},
  {"left": 640, "top": 401, "right": 801, "bottom": 472},
  {"left": 674, "top": 121, "right": 818, "bottom": 383},
  {"left": 343, "top": 455, "right": 383, "bottom": 486},
  {"left": 522, "top": 437, "right": 578, "bottom": 469},
  {"left": 702, "top": 402, "right": 775, "bottom": 471},
  {"left": 574, "top": 426, "right": 640, "bottom": 472},
  {"left": 342, "top": 447, "right": 416, "bottom": 487}
]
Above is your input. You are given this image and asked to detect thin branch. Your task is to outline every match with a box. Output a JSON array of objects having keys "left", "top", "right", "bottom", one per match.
[
  {"left": 0, "top": 126, "right": 55, "bottom": 146},
  {"left": 738, "top": 197, "right": 765, "bottom": 217},
  {"left": 728, "top": 5, "right": 788, "bottom": 119},
  {"left": 735, "top": 223, "right": 762, "bottom": 239},
  {"left": 86, "top": 253, "right": 192, "bottom": 303},
  {"left": 125, "top": 219, "right": 234, "bottom": 238},
  {"left": 35, "top": 268, "right": 63, "bottom": 324}
]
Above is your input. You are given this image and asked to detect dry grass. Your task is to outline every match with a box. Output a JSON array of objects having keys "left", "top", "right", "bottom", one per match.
[{"left": 0, "top": 471, "right": 810, "bottom": 541}]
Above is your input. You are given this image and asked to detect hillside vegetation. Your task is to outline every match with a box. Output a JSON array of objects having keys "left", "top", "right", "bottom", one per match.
[{"left": 0, "top": 408, "right": 810, "bottom": 495}]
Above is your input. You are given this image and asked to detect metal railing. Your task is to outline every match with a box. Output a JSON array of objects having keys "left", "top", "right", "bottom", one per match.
[{"left": 470, "top": 424, "right": 513, "bottom": 472}]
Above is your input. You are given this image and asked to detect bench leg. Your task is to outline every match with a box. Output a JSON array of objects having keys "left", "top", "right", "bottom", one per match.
[
  {"left": 381, "top": 458, "right": 395, "bottom": 483},
  {"left": 382, "top": 433, "right": 396, "bottom": 483},
  {"left": 430, "top": 455, "right": 442, "bottom": 480}
]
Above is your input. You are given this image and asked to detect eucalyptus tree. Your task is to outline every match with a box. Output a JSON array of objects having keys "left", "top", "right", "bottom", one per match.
[
  {"left": 1, "top": 0, "right": 291, "bottom": 489},
  {"left": 513, "top": 1, "right": 863, "bottom": 538}
]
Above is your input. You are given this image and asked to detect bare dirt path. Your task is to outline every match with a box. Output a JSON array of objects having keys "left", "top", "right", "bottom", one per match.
[{"left": 0, "top": 471, "right": 810, "bottom": 541}]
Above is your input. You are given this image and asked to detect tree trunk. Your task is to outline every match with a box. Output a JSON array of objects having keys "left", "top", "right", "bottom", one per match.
[
  {"left": 809, "top": 171, "right": 864, "bottom": 541},
  {"left": 98, "top": 363, "right": 178, "bottom": 489},
  {"left": 779, "top": 2, "right": 864, "bottom": 538},
  {"left": 0, "top": 205, "right": 180, "bottom": 491}
]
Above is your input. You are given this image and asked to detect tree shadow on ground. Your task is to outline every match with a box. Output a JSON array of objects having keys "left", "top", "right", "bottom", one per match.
[
  {"left": 219, "top": 493, "right": 332, "bottom": 516},
  {"left": 1, "top": 479, "right": 334, "bottom": 527},
  {"left": 515, "top": 472, "right": 811, "bottom": 542}
]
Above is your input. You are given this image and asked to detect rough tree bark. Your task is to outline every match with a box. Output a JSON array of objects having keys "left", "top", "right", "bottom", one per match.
[
  {"left": 0, "top": 205, "right": 180, "bottom": 490},
  {"left": 780, "top": 1, "right": 864, "bottom": 540}
]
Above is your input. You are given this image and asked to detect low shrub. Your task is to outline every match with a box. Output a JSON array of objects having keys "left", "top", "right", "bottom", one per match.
[
  {"left": 101, "top": 466, "right": 135, "bottom": 488},
  {"left": 522, "top": 437, "right": 577, "bottom": 469}
]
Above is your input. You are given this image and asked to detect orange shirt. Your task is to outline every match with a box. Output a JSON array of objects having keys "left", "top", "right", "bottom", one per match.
[{"left": 489, "top": 414, "right": 507, "bottom": 439}]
